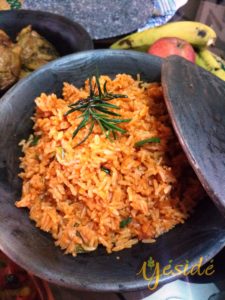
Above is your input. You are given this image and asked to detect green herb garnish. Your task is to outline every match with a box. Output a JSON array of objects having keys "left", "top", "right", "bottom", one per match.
[
  {"left": 120, "top": 217, "right": 132, "bottom": 228},
  {"left": 134, "top": 137, "right": 160, "bottom": 148},
  {"left": 75, "top": 245, "right": 87, "bottom": 253},
  {"left": 101, "top": 165, "right": 111, "bottom": 175},
  {"left": 30, "top": 135, "right": 40, "bottom": 146},
  {"left": 65, "top": 74, "right": 131, "bottom": 147}
]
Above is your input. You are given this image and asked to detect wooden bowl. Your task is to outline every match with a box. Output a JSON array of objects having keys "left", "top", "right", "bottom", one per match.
[
  {"left": 0, "top": 9, "right": 93, "bottom": 56},
  {"left": 162, "top": 56, "right": 225, "bottom": 215},
  {"left": 0, "top": 50, "right": 224, "bottom": 292},
  {"left": 0, "top": 9, "right": 93, "bottom": 96}
]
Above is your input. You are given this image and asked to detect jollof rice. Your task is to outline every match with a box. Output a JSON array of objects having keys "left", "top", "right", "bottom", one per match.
[{"left": 16, "top": 74, "right": 204, "bottom": 256}]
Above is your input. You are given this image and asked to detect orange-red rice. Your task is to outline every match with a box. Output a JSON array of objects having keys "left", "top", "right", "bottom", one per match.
[{"left": 16, "top": 74, "right": 203, "bottom": 256}]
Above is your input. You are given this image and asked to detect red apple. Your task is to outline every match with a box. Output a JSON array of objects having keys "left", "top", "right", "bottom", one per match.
[{"left": 148, "top": 37, "right": 196, "bottom": 63}]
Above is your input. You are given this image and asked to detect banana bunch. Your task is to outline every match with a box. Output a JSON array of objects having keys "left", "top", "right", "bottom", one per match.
[
  {"left": 196, "top": 49, "right": 225, "bottom": 81},
  {"left": 110, "top": 21, "right": 225, "bottom": 82},
  {"left": 110, "top": 21, "right": 216, "bottom": 50}
]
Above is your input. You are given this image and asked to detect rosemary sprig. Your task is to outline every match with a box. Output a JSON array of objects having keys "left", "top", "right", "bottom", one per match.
[{"left": 65, "top": 74, "right": 131, "bottom": 146}]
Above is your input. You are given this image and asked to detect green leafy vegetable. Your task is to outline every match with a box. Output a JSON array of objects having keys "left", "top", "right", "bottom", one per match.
[
  {"left": 100, "top": 165, "right": 111, "bottom": 175},
  {"left": 65, "top": 73, "right": 131, "bottom": 146},
  {"left": 120, "top": 217, "right": 132, "bottom": 228},
  {"left": 30, "top": 135, "right": 40, "bottom": 146},
  {"left": 134, "top": 137, "right": 160, "bottom": 148},
  {"left": 75, "top": 245, "right": 87, "bottom": 253}
]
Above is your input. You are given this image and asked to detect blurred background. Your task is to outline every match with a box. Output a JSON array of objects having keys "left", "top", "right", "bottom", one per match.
[{"left": 171, "top": 0, "right": 225, "bottom": 57}]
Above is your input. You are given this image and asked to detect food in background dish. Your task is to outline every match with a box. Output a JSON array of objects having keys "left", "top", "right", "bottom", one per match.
[
  {"left": 0, "top": 251, "right": 40, "bottom": 299},
  {"left": 17, "top": 25, "right": 59, "bottom": 78},
  {"left": 16, "top": 74, "right": 204, "bottom": 256},
  {"left": 0, "top": 30, "right": 21, "bottom": 90},
  {"left": 0, "top": 29, "right": 13, "bottom": 46},
  {"left": 0, "top": 26, "right": 59, "bottom": 90}
]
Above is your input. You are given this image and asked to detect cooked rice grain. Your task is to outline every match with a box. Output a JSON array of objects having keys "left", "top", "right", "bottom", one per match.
[{"left": 16, "top": 74, "right": 204, "bottom": 256}]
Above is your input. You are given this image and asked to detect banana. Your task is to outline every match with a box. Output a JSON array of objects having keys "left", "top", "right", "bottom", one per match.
[
  {"left": 212, "top": 69, "right": 225, "bottom": 81},
  {"left": 130, "top": 45, "right": 150, "bottom": 52},
  {"left": 196, "top": 48, "right": 225, "bottom": 81},
  {"left": 110, "top": 21, "right": 216, "bottom": 50},
  {"left": 198, "top": 49, "right": 221, "bottom": 69},
  {"left": 195, "top": 54, "right": 210, "bottom": 71},
  {"left": 210, "top": 51, "right": 225, "bottom": 71}
]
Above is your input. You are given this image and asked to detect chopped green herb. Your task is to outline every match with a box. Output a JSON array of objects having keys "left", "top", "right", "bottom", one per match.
[
  {"left": 30, "top": 135, "right": 40, "bottom": 146},
  {"left": 120, "top": 217, "right": 132, "bottom": 228},
  {"left": 65, "top": 72, "right": 131, "bottom": 147},
  {"left": 100, "top": 165, "right": 111, "bottom": 175},
  {"left": 134, "top": 137, "right": 160, "bottom": 148},
  {"left": 75, "top": 245, "right": 87, "bottom": 253}
]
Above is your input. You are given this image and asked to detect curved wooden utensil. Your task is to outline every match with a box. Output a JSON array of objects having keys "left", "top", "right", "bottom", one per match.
[{"left": 162, "top": 56, "right": 225, "bottom": 215}]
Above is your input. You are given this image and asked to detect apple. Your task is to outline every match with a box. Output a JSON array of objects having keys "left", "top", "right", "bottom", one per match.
[{"left": 148, "top": 37, "right": 196, "bottom": 63}]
